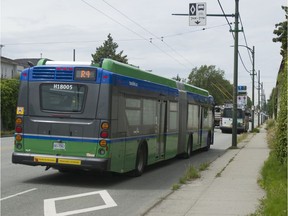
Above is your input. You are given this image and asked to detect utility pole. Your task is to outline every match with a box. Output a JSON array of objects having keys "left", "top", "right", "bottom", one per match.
[
  {"left": 172, "top": 1, "right": 239, "bottom": 147},
  {"left": 0, "top": 44, "right": 4, "bottom": 57},
  {"left": 258, "top": 70, "right": 261, "bottom": 127},
  {"left": 238, "top": 45, "right": 255, "bottom": 131},
  {"left": 251, "top": 46, "right": 255, "bottom": 131},
  {"left": 232, "top": 0, "right": 240, "bottom": 148}
]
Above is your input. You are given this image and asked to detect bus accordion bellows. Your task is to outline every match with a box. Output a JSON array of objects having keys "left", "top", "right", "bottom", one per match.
[{"left": 12, "top": 58, "right": 215, "bottom": 176}]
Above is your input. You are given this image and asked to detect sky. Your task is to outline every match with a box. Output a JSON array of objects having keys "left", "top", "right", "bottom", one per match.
[{"left": 1, "top": 0, "right": 286, "bottom": 103}]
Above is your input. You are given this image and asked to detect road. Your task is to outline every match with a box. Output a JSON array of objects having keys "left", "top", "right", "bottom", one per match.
[{"left": 1, "top": 129, "right": 233, "bottom": 216}]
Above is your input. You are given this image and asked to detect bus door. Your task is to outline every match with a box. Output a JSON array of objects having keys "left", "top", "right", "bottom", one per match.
[{"left": 155, "top": 100, "right": 167, "bottom": 160}]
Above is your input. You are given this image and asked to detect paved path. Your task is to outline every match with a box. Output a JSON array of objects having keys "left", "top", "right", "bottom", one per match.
[{"left": 145, "top": 126, "right": 269, "bottom": 216}]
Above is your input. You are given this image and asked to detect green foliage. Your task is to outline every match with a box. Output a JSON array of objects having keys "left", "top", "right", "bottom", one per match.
[
  {"left": 184, "top": 165, "right": 201, "bottom": 181},
  {"left": 252, "top": 128, "right": 260, "bottom": 133},
  {"left": 0, "top": 79, "right": 20, "bottom": 130},
  {"left": 253, "top": 119, "right": 287, "bottom": 216},
  {"left": 267, "top": 88, "right": 277, "bottom": 118},
  {"left": 255, "top": 151, "right": 287, "bottom": 215},
  {"left": 199, "top": 162, "right": 210, "bottom": 171},
  {"left": 265, "top": 119, "right": 275, "bottom": 130},
  {"left": 172, "top": 184, "right": 181, "bottom": 190},
  {"left": 274, "top": 59, "right": 287, "bottom": 164},
  {"left": 187, "top": 65, "right": 233, "bottom": 105},
  {"left": 91, "top": 33, "right": 128, "bottom": 64},
  {"left": 273, "top": 6, "right": 288, "bottom": 58}
]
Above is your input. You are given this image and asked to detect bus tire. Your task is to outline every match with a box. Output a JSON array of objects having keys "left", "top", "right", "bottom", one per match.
[
  {"left": 204, "top": 133, "right": 211, "bottom": 151},
  {"left": 132, "top": 142, "right": 147, "bottom": 177}
]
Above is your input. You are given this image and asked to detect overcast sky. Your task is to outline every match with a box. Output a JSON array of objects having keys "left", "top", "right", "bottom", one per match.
[{"left": 1, "top": 0, "right": 286, "bottom": 102}]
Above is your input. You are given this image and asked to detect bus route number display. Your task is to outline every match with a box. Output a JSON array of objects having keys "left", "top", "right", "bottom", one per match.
[{"left": 74, "top": 68, "right": 96, "bottom": 81}]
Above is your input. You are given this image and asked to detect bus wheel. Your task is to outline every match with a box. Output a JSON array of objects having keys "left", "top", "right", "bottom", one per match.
[
  {"left": 204, "top": 134, "right": 211, "bottom": 151},
  {"left": 132, "top": 143, "right": 147, "bottom": 177}
]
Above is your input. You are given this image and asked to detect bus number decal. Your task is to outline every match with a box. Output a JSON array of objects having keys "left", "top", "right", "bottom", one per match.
[{"left": 53, "top": 84, "right": 73, "bottom": 90}]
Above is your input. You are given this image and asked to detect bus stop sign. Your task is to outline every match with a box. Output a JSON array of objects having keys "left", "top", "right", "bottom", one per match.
[{"left": 189, "top": 2, "right": 207, "bottom": 26}]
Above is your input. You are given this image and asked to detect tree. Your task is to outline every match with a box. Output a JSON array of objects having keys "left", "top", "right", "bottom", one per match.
[
  {"left": 187, "top": 65, "right": 233, "bottom": 105},
  {"left": 91, "top": 33, "right": 128, "bottom": 64},
  {"left": 273, "top": 6, "right": 287, "bottom": 58}
]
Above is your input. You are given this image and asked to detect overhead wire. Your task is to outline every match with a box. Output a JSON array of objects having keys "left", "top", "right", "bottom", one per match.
[
  {"left": 217, "top": 0, "right": 252, "bottom": 75},
  {"left": 82, "top": 0, "right": 189, "bottom": 70},
  {"left": 239, "top": 13, "right": 260, "bottom": 87},
  {"left": 239, "top": 14, "right": 253, "bottom": 65},
  {"left": 101, "top": 0, "right": 194, "bottom": 68}
]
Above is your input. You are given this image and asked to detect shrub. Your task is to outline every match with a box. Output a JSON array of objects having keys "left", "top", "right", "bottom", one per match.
[{"left": 0, "top": 79, "right": 20, "bottom": 131}]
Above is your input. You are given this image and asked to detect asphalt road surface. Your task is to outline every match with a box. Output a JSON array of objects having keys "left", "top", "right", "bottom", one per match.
[{"left": 1, "top": 128, "right": 233, "bottom": 216}]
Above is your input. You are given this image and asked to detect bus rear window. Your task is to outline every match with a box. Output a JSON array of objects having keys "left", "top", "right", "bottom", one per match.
[{"left": 40, "top": 84, "right": 86, "bottom": 112}]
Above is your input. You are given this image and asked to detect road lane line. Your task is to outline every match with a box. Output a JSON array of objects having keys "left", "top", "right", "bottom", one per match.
[
  {"left": 0, "top": 188, "right": 37, "bottom": 201},
  {"left": 44, "top": 190, "right": 117, "bottom": 216}
]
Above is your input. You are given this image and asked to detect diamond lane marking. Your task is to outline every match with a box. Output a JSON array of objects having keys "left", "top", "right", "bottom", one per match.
[{"left": 44, "top": 190, "right": 117, "bottom": 216}]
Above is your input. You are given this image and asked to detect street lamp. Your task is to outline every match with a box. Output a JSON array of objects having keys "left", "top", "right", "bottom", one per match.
[{"left": 238, "top": 45, "right": 255, "bottom": 131}]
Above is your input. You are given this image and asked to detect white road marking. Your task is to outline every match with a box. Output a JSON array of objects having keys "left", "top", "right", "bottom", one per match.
[
  {"left": 0, "top": 188, "right": 37, "bottom": 201},
  {"left": 44, "top": 190, "right": 117, "bottom": 216}
]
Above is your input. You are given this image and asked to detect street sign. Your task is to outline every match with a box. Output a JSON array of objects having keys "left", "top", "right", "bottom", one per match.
[
  {"left": 238, "top": 95, "right": 247, "bottom": 107},
  {"left": 237, "top": 85, "right": 247, "bottom": 94},
  {"left": 189, "top": 2, "right": 207, "bottom": 26}
]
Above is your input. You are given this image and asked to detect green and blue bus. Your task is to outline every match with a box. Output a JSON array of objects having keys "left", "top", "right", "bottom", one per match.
[{"left": 12, "top": 59, "right": 214, "bottom": 176}]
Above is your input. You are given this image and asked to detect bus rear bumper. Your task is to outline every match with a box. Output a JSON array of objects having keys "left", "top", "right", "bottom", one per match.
[{"left": 12, "top": 152, "right": 110, "bottom": 171}]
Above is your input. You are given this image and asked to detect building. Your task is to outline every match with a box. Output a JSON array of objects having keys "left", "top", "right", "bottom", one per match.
[
  {"left": 1, "top": 56, "right": 18, "bottom": 79},
  {"left": 1, "top": 57, "right": 46, "bottom": 79}
]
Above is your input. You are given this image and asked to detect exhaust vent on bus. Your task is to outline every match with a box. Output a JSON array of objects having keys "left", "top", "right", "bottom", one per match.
[{"left": 32, "top": 67, "right": 73, "bottom": 80}]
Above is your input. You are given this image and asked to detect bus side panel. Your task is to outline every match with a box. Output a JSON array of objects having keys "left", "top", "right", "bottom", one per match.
[
  {"left": 165, "top": 133, "right": 178, "bottom": 159},
  {"left": 109, "top": 139, "right": 125, "bottom": 173}
]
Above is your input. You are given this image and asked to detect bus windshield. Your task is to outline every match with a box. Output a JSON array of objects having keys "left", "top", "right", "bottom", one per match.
[{"left": 40, "top": 83, "right": 86, "bottom": 112}]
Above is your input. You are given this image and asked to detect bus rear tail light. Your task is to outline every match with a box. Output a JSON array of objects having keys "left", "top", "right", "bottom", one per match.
[
  {"left": 15, "top": 117, "right": 23, "bottom": 135},
  {"left": 101, "top": 122, "right": 109, "bottom": 130},
  {"left": 15, "top": 134, "right": 22, "bottom": 141},
  {"left": 100, "top": 131, "right": 109, "bottom": 138},
  {"left": 15, "top": 126, "right": 22, "bottom": 133},
  {"left": 14, "top": 117, "right": 23, "bottom": 149},
  {"left": 99, "top": 140, "right": 107, "bottom": 147},
  {"left": 15, "top": 117, "right": 23, "bottom": 125}
]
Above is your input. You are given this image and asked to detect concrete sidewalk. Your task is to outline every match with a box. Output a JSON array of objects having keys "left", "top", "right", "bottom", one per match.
[{"left": 145, "top": 126, "right": 269, "bottom": 216}]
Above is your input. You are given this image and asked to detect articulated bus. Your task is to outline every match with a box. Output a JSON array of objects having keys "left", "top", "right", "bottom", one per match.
[{"left": 12, "top": 59, "right": 214, "bottom": 176}]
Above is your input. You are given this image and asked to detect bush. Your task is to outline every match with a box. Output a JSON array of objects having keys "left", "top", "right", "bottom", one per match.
[
  {"left": 0, "top": 79, "right": 20, "bottom": 131},
  {"left": 275, "top": 59, "right": 287, "bottom": 164}
]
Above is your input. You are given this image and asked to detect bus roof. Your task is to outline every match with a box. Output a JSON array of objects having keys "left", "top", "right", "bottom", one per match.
[
  {"left": 37, "top": 58, "right": 210, "bottom": 97},
  {"left": 100, "top": 59, "right": 209, "bottom": 97}
]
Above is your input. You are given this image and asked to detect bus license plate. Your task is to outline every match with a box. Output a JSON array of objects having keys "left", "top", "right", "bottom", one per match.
[{"left": 53, "top": 142, "right": 66, "bottom": 150}]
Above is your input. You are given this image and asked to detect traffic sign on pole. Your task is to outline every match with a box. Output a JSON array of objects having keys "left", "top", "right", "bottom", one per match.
[{"left": 189, "top": 2, "right": 207, "bottom": 26}]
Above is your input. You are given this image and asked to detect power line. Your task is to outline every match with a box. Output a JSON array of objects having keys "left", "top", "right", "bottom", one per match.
[
  {"left": 81, "top": 0, "right": 147, "bottom": 42},
  {"left": 101, "top": 0, "right": 192, "bottom": 68},
  {"left": 239, "top": 14, "right": 253, "bottom": 65},
  {"left": 2, "top": 24, "right": 232, "bottom": 47},
  {"left": 217, "top": 0, "right": 251, "bottom": 75},
  {"left": 82, "top": 0, "right": 189, "bottom": 69}
]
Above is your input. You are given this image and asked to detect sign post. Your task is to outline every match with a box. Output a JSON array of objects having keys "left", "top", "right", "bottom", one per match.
[{"left": 189, "top": 2, "right": 207, "bottom": 26}]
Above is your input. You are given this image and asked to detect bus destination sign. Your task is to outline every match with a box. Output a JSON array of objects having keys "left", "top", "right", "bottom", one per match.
[{"left": 74, "top": 68, "right": 97, "bottom": 81}]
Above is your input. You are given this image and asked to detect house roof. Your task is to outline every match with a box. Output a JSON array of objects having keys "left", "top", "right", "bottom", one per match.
[
  {"left": 14, "top": 58, "right": 42, "bottom": 68},
  {"left": 1, "top": 56, "right": 18, "bottom": 65}
]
